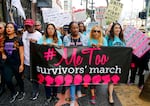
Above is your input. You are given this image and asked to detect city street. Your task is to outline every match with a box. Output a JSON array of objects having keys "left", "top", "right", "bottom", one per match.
[
  {"left": 0, "top": 78, "right": 122, "bottom": 106},
  {"left": 0, "top": 0, "right": 150, "bottom": 106},
  {"left": 0, "top": 78, "right": 150, "bottom": 106}
]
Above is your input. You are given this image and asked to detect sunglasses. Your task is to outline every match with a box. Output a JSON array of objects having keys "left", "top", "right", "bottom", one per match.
[{"left": 93, "top": 30, "right": 101, "bottom": 33}]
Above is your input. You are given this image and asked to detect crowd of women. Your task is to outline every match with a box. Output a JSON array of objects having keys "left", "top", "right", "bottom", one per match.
[{"left": 0, "top": 19, "right": 149, "bottom": 106}]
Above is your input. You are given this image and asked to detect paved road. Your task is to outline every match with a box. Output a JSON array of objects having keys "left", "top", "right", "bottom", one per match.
[{"left": 0, "top": 79, "right": 122, "bottom": 106}]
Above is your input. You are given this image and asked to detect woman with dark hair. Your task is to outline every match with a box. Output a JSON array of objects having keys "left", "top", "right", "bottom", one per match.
[
  {"left": 38, "top": 23, "right": 62, "bottom": 46},
  {"left": 37, "top": 23, "right": 62, "bottom": 105},
  {"left": 105, "top": 22, "right": 125, "bottom": 104},
  {"left": 78, "top": 22, "right": 86, "bottom": 36},
  {"left": 3, "top": 22, "right": 25, "bottom": 103},
  {"left": 63, "top": 21, "right": 88, "bottom": 106},
  {"left": 106, "top": 22, "right": 125, "bottom": 46}
]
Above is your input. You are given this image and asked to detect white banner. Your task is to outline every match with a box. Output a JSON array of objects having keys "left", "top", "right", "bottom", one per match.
[
  {"left": 11, "top": 0, "right": 26, "bottom": 19},
  {"left": 42, "top": 8, "right": 72, "bottom": 27},
  {"left": 73, "top": 9, "right": 86, "bottom": 22},
  {"left": 95, "top": 7, "right": 106, "bottom": 20},
  {"left": 105, "top": 0, "right": 123, "bottom": 23}
]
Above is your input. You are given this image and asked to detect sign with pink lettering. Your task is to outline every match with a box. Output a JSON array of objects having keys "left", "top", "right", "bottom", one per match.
[
  {"left": 95, "top": 6, "right": 106, "bottom": 20},
  {"left": 124, "top": 26, "right": 150, "bottom": 58},
  {"left": 30, "top": 43, "right": 132, "bottom": 86}
]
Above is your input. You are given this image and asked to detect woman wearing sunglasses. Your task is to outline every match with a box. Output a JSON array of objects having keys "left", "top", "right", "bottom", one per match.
[
  {"left": 88, "top": 25, "right": 108, "bottom": 104},
  {"left": 88, "top": 25, "right": 107, "bottom": 47}
]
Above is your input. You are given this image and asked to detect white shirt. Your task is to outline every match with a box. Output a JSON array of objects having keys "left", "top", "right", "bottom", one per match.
[{"left": 22, "top": 31, "right": 42, "bottom": 66}]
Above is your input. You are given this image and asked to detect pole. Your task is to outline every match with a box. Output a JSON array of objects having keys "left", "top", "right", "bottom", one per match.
[
  {"left": 9, "top": 0, "right": 15, "bottom": 23},
  {"left": 85, "top": 0, "right": 88, "bottom": 19},
  {"left": 91, "top": 0, "right": 95, "bottom": 22},
  {"left": 130, "top": 0, "right": 134, "bottom": 25},
  {"left": 145, "top": 0, "right": 150, "bottom": 31},
  {"left": 70, "top": 0, "right": 74, "bottom": 21},
  {"left": 80, "top": 0, "right": 82, "bottom": 5},
  {"left": 31, "top": 0, "right": 36, "bottom": 20}
]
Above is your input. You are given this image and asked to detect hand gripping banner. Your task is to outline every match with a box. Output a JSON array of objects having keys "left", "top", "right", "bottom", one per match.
[{"left": 30, "top": 43, "right": 132, "bottom": 86}]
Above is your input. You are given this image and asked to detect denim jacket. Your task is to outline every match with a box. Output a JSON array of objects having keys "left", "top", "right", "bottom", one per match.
[{"left": 63, "top": 33, "right": 88, "bottom": 46}]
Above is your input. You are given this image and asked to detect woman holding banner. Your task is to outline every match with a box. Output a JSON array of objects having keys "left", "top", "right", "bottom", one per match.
[
  {"left": 37, "top": 23, "right": 62, "bottom": 105},
  {"left": 63, "top": 21, "right": 88, "bottom": 106},
  {"left": 88, "top": 25, "right": 108, "bottom": 104},
  {"left": 105, "top": 22, "right": 125, "bottom": 104}
]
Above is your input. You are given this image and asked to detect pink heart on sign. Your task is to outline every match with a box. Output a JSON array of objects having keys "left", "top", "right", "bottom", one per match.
[
  {"left": 102, "top": 75, "right": 111, "bottom": 84},
  {"left": 92, "top": 75, "right": 101, "bottom": 84},
  {"left": 83, "top": 74, "right": 91, "bottom": 86},
  {"left": 45, "top": 75, "right": 54, "bottom": 86},
  {"left": 111, "top": 75, "right": 120, "bottom": 84},
  {"left": 64, "top": 74, "right": 73, "bottom": 86},
  {"left": 55, "top": 75, "right": 64, "bottom": 87},
  {"left": 37, "top": 74, "right": 44, "bottom": 84},
  {"left": 74, "top": 74, "right": 82, "bottom": 85}
]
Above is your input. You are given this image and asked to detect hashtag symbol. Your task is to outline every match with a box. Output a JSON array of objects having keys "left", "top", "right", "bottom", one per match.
[{"left": 44, "top": 48, "right": 56, "bottom": 61}]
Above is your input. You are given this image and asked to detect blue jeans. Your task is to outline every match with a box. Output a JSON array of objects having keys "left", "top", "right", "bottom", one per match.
[
  {"left": 70, "top": 85, "right": 81, "bottom": 101},
  {"left": 24, "top": 65, "right": 39, "bottom": 94}
]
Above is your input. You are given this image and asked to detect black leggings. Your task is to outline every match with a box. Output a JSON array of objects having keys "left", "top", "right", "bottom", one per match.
[
  {"left": 0, "top": 65, "right": 5, "bottom": 88},
  {"left": 3, "top": 63, "right": 24, "bottom": 94},
  {"left": 45, "top": 86, "right": 57, "bottom": 99}
]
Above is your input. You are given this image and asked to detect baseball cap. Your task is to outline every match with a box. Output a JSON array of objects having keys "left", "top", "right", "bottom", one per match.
[
  {"left": 63, "top": 25, "right": 69, "bottom": 31},
  {"left": 24, "top": 19, "right": 35, "bottom": 26}
]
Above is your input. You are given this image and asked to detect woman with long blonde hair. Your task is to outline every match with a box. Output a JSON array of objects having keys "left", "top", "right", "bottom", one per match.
[
  {"left": 88, "top": 25, "right": 107, "bottom": 104},
  {"left": 88, "top": 25, "right": 107, "bottom": 47}
]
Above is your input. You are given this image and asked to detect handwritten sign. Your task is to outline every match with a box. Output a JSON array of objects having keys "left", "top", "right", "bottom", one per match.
[
  {"left": 124, "top": 26, "right": 150, "bottom": 58},
  {"left": 30, "top": 43, "right": 132, "bottom": 86},
  {"left": 73, "top": 9, "right": 86, "bottom": 22},
  {"left": 95, "top": 7, "right": 106, "bottom": 20},
  {"left": 86, "top": 22, "right": 98, "bottom": 36},
  {"left": 105, "top": 0, "right": 123, "bottom": 23},
  {"left": 41, "top": 8, "right": 72, "bottom": 27}
]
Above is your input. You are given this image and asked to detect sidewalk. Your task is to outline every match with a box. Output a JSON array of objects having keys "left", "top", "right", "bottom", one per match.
[{"left": 115, "top": 84, "right": 150, "bottom": 106}]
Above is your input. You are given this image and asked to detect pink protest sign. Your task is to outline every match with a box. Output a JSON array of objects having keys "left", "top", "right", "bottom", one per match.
[{"left": 124, "top": 26, "right": 150, "bottom": 58}]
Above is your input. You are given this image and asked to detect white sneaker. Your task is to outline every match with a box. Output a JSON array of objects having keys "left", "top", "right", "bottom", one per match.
[
  {"left": 9, "top": 91, "right": 19, "bottom": 103},
  {"left": 70, "top": 101, "right": 75, "bottom": 106},
  {"left": 77, "top": 90, "right": 82, "bottom": 97}
]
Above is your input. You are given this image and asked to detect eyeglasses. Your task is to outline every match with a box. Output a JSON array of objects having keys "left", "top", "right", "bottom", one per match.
[
  {"left": 93, "top": 30, "right": 100, "bottom": 33},
  {"left": 35, "top": 25, "right": 40, "bottom": 26}
]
